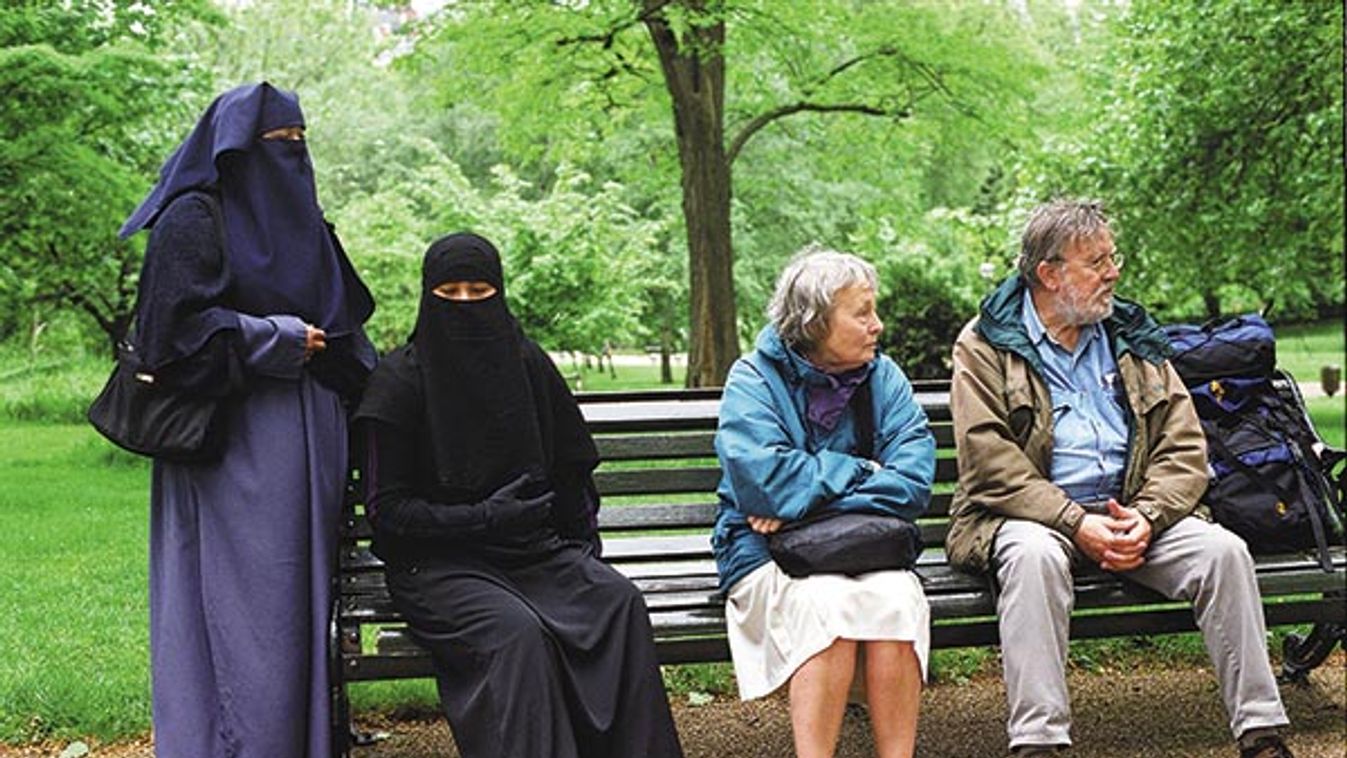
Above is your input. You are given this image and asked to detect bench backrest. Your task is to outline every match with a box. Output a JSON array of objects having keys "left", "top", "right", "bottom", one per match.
[
  {"left": 577, "top": 379, "right": 955, "bottom": 539},
  {"left": 337, "top": 379, "right": 955, "bottom": 674},
  {"left": 338, "top": 375, "right": 1346, "bottom": 678},
  {"left": 343, "top": 379, "right": 954, "bottom": 559}
]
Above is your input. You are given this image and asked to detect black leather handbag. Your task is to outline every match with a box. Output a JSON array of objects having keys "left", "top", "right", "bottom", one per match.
[
  {"left": 87, "top": 342, "right": 226, "bottom": 463},
  {"left": 767, "top": 510, "right": 923, "bottom": 577},
  {"left": 765, "top": 380, "right": 924, "bottom": 577}
]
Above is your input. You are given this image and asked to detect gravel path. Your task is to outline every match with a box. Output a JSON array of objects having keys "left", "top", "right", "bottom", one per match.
[
  {"left": 11, "top": 652, "right": 1339, "bottom": 758},
  {"left": 351, "top": 654, "right": 1347, "bottom": 757}
]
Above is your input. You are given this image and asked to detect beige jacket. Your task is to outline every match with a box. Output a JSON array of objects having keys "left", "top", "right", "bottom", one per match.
[{"left": 945, "top": 286, "right": 1210, "bottom": 575}]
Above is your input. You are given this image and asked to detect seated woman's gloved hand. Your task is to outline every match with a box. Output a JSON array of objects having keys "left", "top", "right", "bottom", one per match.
[{"left": 481, "top": 472, "right": 556, "bottom": 536}]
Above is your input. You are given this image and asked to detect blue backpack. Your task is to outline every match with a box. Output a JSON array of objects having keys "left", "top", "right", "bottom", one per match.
[{"left": 1163, "top": 315, "right": 1345, "bottom": 570}]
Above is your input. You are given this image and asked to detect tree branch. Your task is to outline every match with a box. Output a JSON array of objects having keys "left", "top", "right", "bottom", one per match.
[
  {"left": 555, "top": 0, "right": 674, "bottom": 49},
  {"left": 802, "top": 47, "right": 898, "bottom": 96},
  {"left": 727, "top": 101, "right": 909, "bottom": 166},
  {"left": 727, "top": 43, "right": 979, "bottom": 165}
]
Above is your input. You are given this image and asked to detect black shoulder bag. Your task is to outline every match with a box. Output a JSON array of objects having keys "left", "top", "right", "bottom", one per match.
[
  {"left": 766, "top": 381, "right": 924, "bottom": 577},
  {"left": 87, "top": 193, "right": 230, "bottom": 463}
]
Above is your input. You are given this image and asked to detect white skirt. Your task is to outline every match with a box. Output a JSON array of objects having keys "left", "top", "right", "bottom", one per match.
[{"left": 725, "top": 561, "right": 930, "bottom": 701}]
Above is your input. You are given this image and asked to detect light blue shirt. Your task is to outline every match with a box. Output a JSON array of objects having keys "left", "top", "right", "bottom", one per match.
[{"left": 1022, "top": 294, "right": 1128, "bottom": 506}]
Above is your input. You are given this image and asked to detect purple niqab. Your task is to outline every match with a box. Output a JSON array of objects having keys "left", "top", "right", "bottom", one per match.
[{"left": 120, "top": 82, "right": 372, "bottom": 345}]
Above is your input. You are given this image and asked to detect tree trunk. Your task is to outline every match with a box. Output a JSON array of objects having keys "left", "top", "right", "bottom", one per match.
[
  {"left": 660, "top": 306, "right": 674, "bottom": 385},
  {"left": 645, "top": 4, "right": 739, "bottom": 388},
  {"left": 1201, "top": 290, "right": 1222, "bottom": 320}
]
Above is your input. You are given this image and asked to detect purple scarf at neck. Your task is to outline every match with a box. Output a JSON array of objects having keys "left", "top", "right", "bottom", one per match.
[{"left": 806, "top": 365, "right": 869, "bottom": 432}]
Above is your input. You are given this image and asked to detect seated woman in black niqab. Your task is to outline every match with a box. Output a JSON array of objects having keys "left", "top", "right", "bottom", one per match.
[{"left": 353, "top": 232, "right": 684, "bottom": 758}]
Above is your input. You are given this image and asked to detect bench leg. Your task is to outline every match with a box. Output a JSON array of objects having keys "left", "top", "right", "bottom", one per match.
[
  {"left": 1278, "top": 621, "right": 1346, "bottom": 684},
  {"left": 330, "top": 680, "right": 352, "bottom": 758},
  {"left": 329, "top": 598, "right": 352, "bottom": 758}
]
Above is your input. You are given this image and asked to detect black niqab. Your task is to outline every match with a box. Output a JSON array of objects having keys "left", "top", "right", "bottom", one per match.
[{"left": 357, "top": 233, "right": 597, "bottom": 503}]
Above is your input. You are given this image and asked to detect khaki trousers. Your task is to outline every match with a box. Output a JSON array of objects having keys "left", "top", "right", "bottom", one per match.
[{"left": 992, "top": 516, "right": 1289, "bottom": 750}]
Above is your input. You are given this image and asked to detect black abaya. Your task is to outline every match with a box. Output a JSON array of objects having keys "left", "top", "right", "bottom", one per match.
[
  {"left": 352, "top": 232, "right": 683, "bottom": 758},
  {"left": 360, "top": 422, "right": 683, "bottom": 758}
]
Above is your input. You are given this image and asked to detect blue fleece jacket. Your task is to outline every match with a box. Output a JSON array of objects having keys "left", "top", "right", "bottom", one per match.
[{"left": 711, "top": 326, "right": 936, "bottom": 591}]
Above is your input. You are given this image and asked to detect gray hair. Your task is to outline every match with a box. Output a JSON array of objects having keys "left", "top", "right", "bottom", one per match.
[
  {"left": 767, "top": 245, "right": 879, "bottom": 352},
  {"left": 1017, "top": 199, "right": 1113, "bottom": 287}
]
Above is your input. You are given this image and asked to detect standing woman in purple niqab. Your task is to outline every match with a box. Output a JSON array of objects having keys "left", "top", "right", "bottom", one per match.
[{"left": 119, "top": 82, "right": 375, "bottom": 758}]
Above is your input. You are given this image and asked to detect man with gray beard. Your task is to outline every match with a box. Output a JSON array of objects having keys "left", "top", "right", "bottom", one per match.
[{"left": 945, "top": 200, "right": 1293, "bottom": 758}]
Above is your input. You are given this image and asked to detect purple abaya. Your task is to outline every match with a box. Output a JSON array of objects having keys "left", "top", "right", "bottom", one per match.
[
  {"left": 124, "top": 82, "right": 374, "bottom": 758},
  {"left": 150, "top": 312, "right": 346, "bottom": 758}
]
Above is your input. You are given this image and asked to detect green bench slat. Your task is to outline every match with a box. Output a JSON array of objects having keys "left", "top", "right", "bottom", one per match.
[
  {"left": 593, "top": 459, "right": 958, "bottom": 496},
  {"left": 593, "top": 467, "right": 722, "bottom": 496},
  {"left": 599, "top": 502, "right": 718, "bottom": 529},
  {"left": 343, "top": 493, "right": 956, "bottom": 539},
  {"left": 595, "top": 433, "right": 717, "bottom": 461},
  {"left": 580, "top": 393, "right": 951, "bottom": 434},
  {"left": 592, "top": 424, "right": 953, "bottom": 460},
  {"left": 340, "top": 551, "right": 1346, "bottom": 628},
  {"left": 346, "top": 595, "right": 1346, "bottom": 682}
]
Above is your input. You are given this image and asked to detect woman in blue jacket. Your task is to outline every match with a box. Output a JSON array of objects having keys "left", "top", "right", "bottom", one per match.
[{"left": 713, "top": 246, "right": 935, "bottom": 758}]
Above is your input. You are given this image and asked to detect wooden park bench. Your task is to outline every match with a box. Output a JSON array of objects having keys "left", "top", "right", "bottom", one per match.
[{"left": 330, "top": 376, "right": 1345, "bottom": 756}]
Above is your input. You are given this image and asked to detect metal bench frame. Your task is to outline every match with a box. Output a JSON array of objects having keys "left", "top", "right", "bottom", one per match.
[{"left": 330, "top": 378, "right": 1345, "bottom": 756}]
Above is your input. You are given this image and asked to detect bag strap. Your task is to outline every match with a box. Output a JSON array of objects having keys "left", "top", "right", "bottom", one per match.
[
  {"left": 851, "top": 379, "right": 875, "bottom": 460},
  {"left": 124, "top": 189, "right": 228, "bottom": 348},
  {"left": 1262, "top": 385, "right": 1344, "bottom": 564},
  {"left": 743, "top": 348, "right": 877, "bottom": 460}
]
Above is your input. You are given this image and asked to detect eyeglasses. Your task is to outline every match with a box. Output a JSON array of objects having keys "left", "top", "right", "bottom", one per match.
[{"left": 1054, "top": 251, "right": 1124, "bottom": 274}]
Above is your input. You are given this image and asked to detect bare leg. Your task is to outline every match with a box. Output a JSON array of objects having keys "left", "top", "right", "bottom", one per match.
[
  {"left": 789, "top": 639, "right": 858, "bottom": 758},
  {"left": 864, "top": 640, "right": 920, "bottom": 758}
]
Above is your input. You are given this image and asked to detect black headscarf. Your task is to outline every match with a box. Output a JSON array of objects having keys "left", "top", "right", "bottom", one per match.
[
  {"left": 121, "top": 82, "right": 373, "bottom": 370},
  {"left": 356, "top": 233, "right": 598, "bottom": 503}
]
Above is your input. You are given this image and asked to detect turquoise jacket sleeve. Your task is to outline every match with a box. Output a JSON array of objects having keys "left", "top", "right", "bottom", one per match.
[{"left": 715, "top": 358, "right": 872, "bottom": 521}]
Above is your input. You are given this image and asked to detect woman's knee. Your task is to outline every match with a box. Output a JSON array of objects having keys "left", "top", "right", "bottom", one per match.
[{"left": 863, "top": 640, "right": 920, "bottom": 678}]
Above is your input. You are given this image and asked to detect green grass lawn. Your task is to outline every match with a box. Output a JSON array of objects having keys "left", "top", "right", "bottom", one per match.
[
  {"left": 0, "top": 320, "right": 1342, "bottom": 743},
  {"left": 1275, "top": 319, "right": 1346, "bottom": 384},
  {"left": 0, "top": 425, "right": 152, "bottom": 742}
]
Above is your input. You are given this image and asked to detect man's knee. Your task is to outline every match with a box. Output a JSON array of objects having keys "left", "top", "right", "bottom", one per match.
[
  {"left": 997, "top": 525, "right": 1073, "bottom": 583},
  {"left": 1189, "top": 523, "right": 1256, "bottom": 579},
  {"left": 1210, "top": 525, "right": 1254, "bottom": 564}
]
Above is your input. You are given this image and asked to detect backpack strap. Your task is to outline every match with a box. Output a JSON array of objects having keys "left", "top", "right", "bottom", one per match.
[{"left": 1206, "top": 428, "right": 1333, "bottom": 572}]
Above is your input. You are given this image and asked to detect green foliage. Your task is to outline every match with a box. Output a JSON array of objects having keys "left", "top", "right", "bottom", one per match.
[
  {"left": 4, "top": 0, "right": 1341, "bottom": 385},
  {"left": 187, "top": 0, "right": 661, "bottom": 357},
  {"left": 660, "top": 662, "right": 736, "bottom": 700},
  {"left": 475, "top": 165, "right": 654, "bottom": 354},
  {"left": 874, "top": 256, "right": 977, "bottom": 379},
  {"left": 0, "top": 0, "right": 221, "bottom": 53},
  {"left": 0, "top": 2, "right": 216, "bottom": 349},
  {"left": 408, "top": 0, "right": 1047, "bottom": 367},
  {"left": 1033, "top": 0, "right": 1345, "bottom": 322}
]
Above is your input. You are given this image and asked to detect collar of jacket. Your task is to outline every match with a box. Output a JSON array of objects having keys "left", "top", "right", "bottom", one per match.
[
  {"left": 973, "top": 274, "right": 1172, "bottom": 373},
  {"left": 752, "top": 325, "right": 878, "bottom": 387}
]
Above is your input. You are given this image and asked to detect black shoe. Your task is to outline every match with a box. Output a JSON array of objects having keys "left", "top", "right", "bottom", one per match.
[{"left": 1239, "top": 732, "right": 1295, "bottom": 758}]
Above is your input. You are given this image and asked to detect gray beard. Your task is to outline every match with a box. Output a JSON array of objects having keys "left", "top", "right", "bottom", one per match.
[{"left": 1058, "top": 284, "right": 1113, "bottom": 327}]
